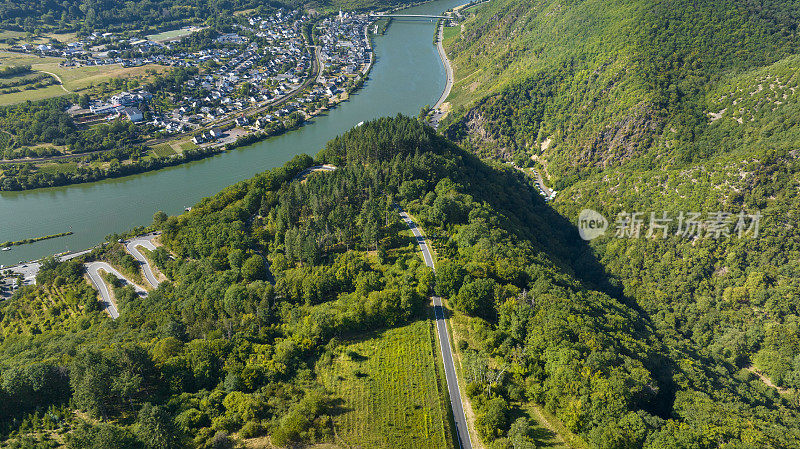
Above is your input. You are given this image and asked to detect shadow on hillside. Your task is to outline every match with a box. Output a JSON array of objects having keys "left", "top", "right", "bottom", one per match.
[{"left": 456, "top": 150, "right": 679, "bottom": 419}]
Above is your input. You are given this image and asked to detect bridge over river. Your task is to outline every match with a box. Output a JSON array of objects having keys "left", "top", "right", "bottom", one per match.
[{"left": 369, "top": 13, "right": 449, "bottom": 18}]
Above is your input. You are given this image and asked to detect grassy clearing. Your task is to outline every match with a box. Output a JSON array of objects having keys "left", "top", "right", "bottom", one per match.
[
  {"left": 526, "top": 404, "right": 590, "bottom": 449},
  {"left": 31, "top": 62, "right": 169, "bottom": 92},
  {"left": 146, "top": 29, "right": 191, "bottom": 42},
  {"left": 146, "top": 26, "right": 204, "bottom": 42},
  {"left": 317, "top": 320, "right": 450, "bottom": 449},
  {"left": 0, "top": 31, "right": 78, "bottom": 48},
  {"left": 0, "top": 71, "right": 49, "bottom": 85},
  {"left": 0, "top": 30, "right": 28, "bottom": 40},
  {"left": 0, "top": 51, "right": 61, "bottom": 67},
  {"left": 0, "top": 51, "right": 168, "bottom": 104},
  {"left": 152, "top": 143, "right": 177, "bottom": 157},
  {"left": 0, "top": 84, "right": 69, "bottom": 105}
]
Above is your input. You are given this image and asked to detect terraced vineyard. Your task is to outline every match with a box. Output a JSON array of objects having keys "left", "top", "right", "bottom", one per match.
[{"left": 317, "top": 320, "right": 451, "bottom": 449}]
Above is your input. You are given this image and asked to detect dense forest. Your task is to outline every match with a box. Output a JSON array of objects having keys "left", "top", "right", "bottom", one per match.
[
  {"left": 440, "top": 0, "right": 800, "bottom": 445},
  {"left": 2, "top": 116, "right": 800, "bottom": 448},
  {"left": 442, "top": 0, "right": 800, "bottom": 172}
]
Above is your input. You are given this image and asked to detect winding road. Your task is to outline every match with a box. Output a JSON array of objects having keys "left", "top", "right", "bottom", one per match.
[
  {"left": 85, "top": 261, "right": 147, "bottom": 319},
  {"left": 429, "top": 21, "right": 454, "bottom": 128},
  {"left": 125, "top": 234, "right": 161, "bottom": 289},
  {"left": 84, "top": 234, "right": 161, "bottom": 318},
  {"left": 397, "top": 206, "right": 473, "bottom": 449}
]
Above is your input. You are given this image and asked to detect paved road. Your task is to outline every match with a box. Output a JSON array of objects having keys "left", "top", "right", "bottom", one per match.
[
  {"left": 433, "top": 21, "right": 454, "bottom": 112},
  {"left": 530, "top": 168, "right": 554, "bottom": 198},
  {"left": 362, "top": 18, "right": 375, "bottom": 74},
  {"left": 85, "top": 261, "right": 147, "bottom": 319},
  {"left": 510, "top": 163, "right": 556, "bottom": 201},
  {"left": 397, "top": 206, "right": 473, "bottom": 449},
  {"left": 125, "top": 234, "right": 161, "bottom": 289}
]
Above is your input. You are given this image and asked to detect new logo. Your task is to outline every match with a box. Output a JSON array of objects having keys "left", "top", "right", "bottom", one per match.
[{"left": 578, "top": 209, "right": 608, "bottom": 240}]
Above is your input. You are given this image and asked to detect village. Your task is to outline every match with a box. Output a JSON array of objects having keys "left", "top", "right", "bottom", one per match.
[{"left": 10, "top": 8, "right": 375, "bottom": 149}]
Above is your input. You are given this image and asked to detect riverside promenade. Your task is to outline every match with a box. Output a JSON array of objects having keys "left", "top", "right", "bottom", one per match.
[
  {"left": 433, "top": 21, "right": 453, "bottom": 110},
  {"left": 430, "top": 20, "right": 454, "bottom": 127}
]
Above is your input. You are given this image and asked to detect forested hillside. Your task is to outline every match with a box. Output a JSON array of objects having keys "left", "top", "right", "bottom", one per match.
[
  {"left": 442, "top": 0, "right": 800, "bottom": 168},
  {"left": 2, "top": 116, "right": 800, "bottom": 448},
  {"left": 440, "top": 0, "right": 800, "bottom": 446}
]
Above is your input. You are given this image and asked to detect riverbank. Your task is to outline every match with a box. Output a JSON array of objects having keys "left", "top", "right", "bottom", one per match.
[
  {"left": 429, "top": 20, "right": 454, "bottom": 126},
  {"left": 433, "top": 21, "right": 453, "bottom": 109}
]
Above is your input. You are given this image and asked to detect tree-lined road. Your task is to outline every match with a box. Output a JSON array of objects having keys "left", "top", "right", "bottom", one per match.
[
  {"left": 85, "top": 261, "right": 147, "bottom": 319},
  {"left": 397, "top": 206, "right": 473, "bottom": 449}
]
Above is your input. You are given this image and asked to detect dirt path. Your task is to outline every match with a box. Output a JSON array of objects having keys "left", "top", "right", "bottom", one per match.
[
  {"left": 746, "top": 365, "right": 792, "bottom": 395},
  {"left": 530, "top": 405, "right": 571, "bottom": 447},
  {"left": 39, "top": 70, "right": 70, "bottom": 93}
]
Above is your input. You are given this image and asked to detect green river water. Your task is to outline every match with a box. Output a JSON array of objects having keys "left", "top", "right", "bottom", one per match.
[{"left": 0, "top": 0, "right": 465, "bottom": 267}]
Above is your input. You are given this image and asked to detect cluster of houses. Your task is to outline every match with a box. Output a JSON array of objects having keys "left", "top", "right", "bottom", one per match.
[
  {"left": 317, "top": 13, "right": 373, "bottom": 77},
  {"left": 147, "top": 11, "right": 321, "bottom": 133},
  {"left": 65, "top": 9, "right": 312, "bottom": 134},
  {"left": 45, "top": 8, "right": 376, "bottom": 145},
  {"left": 12, "top": 32, "right": 163, "bottom": 60}
]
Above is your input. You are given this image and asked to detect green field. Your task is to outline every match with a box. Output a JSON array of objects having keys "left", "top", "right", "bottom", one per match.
[
  {"left": 0, "top": 51, "right": 61, "bottom": 67},
  {"left": 152, "top": 143, "right": 177, "bottom": 157},
  {"left": 178, "top": 140, "right": 198, "bottom": 151},
  {"left": 442, "top": 25, "right": 459, "bottom": 43},
  {"left": 0, "top": 30, "right": 78, "bottom": 47},
  {"left": 317, "top": 320, "right": 451, "bottom": 449},
  {"left": 0, "top": 30, "right": 28, "bottom": 40},
  {"left": 36, "top": 161, "right": 78, "bottom": 174},
  {"left": 146, "top": 26, "right": 203, "bottom": 42},
  {"left": 31, "top": 61, "right": 168, "bottom": 92},
  {"left": 0, "top": 84, "right": 69, "bottom": 105}
]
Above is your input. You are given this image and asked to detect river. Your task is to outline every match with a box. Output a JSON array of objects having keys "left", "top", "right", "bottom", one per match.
[{"left": 0, "top": 0, "right": 463, "bottom": 267}]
